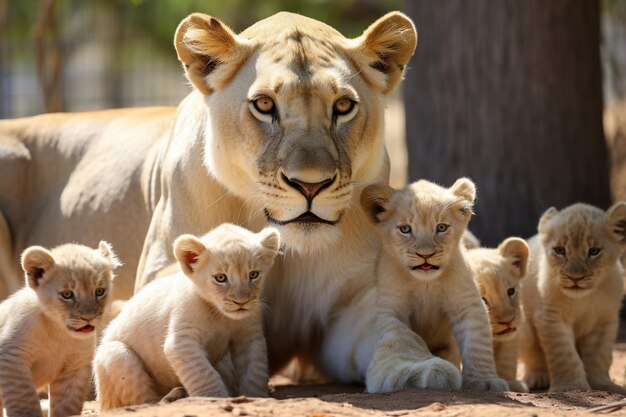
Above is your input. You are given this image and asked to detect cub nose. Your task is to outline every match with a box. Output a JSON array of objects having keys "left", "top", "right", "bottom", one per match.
[{"left": 282, "top": 173, "right": 335, "bottom": 200}]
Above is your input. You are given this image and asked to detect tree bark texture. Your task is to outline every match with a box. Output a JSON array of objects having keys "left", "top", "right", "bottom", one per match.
[{"left": 403, "top": 0, "right": 611, "bottom": 246}]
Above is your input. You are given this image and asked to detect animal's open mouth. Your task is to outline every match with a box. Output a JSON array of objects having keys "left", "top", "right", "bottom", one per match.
[
  {"left": 411, "top": 263, "right": 440, "bottom": 271},
  {"left": 497, "top": 327, "right": 516, "bottom": 335},
  {"left": 73, "top": 324, "right": 95, "bottom": 333},
  {"left": 264, "top": 209, "right": 340, "bottom": 226}
]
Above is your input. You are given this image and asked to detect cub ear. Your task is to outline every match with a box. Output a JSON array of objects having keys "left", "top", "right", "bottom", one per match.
[
  {"left": 98, "top": 241, "right": 122, "bottom": 269},
  {"left": 360, "top": 183, "right": 397, "bottom": 224},
  {"left": 538, "top": 207, "right": 558, "bottom": 235},
  {"left": 606, "top": 202, "right": 626, "bottom": 244},
  {"left": 173, "top": 234, "right": 208, "bottom": 276},
  {"left": 350, "top": 11, "right": 417, "bottom": 94},
  {"left": 498, "top": 237, "right": 529, "bottom": 280},
  {"left": 258, "top": 227, "right": 281, "bottom": 264},
  {"left": 174, "top": 13, "right": 254, "bottom": 95},
  {"left": 21, "top": 246, "right": 55, "bottom": 289},
  {"left": 450, "top": 177, "right": 476, "bottom": 204}
]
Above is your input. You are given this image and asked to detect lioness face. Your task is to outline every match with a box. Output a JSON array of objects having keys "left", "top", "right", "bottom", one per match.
[
  {"left": 538, "top": 203, "right": 626, "bottom": 299},
  {"left": 174, "top": 12, "right": 417, "bottom": 252}
]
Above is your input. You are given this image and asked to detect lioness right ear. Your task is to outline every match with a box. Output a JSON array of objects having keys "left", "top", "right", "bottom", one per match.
[
  {"left": 606, "top": 202, "right": 626, "bottom": 244},
  {"left": 173, "top": 235, "right": 208, "bottom": 276},
  {"left": 538, "top": 207, "right": 558, "bottom": 235},
  {"left": 360, "top": 183, "right": 396, "bottom": 224},
  {"left": 21, "top": 246, "right": 55, "bottom": 289},
  {"left": 498, "top": 237, "right": 529, "bottom": 280},
  {"left": 175, "top": 13, "right": 255, "bottom": 95}
]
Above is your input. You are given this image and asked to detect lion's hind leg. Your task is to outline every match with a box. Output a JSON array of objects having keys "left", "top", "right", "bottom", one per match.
[{"left": 94, "top": 340, "right": 160, "bottom": 412}]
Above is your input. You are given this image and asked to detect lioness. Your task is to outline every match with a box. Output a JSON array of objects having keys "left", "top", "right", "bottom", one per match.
[{"left": 0, "top": 12, "right": 418, "bottom": 386}]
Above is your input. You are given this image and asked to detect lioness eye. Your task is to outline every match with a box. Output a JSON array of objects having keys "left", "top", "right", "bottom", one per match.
[
  {"left": 249, "top": 271, "right": 260, "bottom": 280},
  {"left": 553, "top": 246, "right": 566, "bottom": 256},
  {"left": 214, "top": 274, "right": 228, "bottom": 284},
  {"left": 95, "top": 288, "right": 106, "bottom": 298},
  {"left": 507, "top": 288, "right": 515, "bottom": 297},
  {"left": 398, "top": 224, "right": 412, "bottom": 234},
  {"left": 588, "top": 247, "right": 602, "bottom": 257},
  {"left": 253, "top": 96, "right": 275, "bottom": 114},
  {"left": 60, "top": 290, "right": 74, "bottom": 300},
  {"left": 333, "top": 98, "right": 354, "bottom": 116},
  {"left": 436, "top": 223, "right": 449, "bottom": 233}
]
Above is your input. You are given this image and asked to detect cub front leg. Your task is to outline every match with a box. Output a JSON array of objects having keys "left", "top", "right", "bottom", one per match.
[
  {"left": 0, "top": 355, "right": 42, "bottom": 417},
  {"left": 164, "top": 331, "right": 229, "bottom": 397},
  {"left": 535, "top": 313, "right": 589, "bottom": 392},
  {"left": 49, "top": 363, "right": 91, "bottom": 417},
  {"left": 494, "top": 338, "right": 527, "bottom": 392},
  {"left": 519, "top": 319, "right": 550, "bottom": 390},
  {"left": 366, "top": 312, "right": 462, "bottom": 393},
  {"left": 231, "top": 327, "right": 269, "bottom": 397},
  {"left": 446, "top": 286, "right": 508, "bottom": 391},
  {"left": 578, "top": 320, "right": 626, "bottom": 394}
]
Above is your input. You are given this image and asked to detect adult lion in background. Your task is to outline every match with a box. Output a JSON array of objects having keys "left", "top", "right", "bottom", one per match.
[{"left": 0, "top": 11, "right": 468, "bottom": 389}]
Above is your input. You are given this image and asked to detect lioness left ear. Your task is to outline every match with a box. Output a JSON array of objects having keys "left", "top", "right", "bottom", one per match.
[
  {"left": 173, "top": 234, "right": 208, "bottom": 276},
  {"left": 606, "top": 202, "right": 626, "bottom": 244},
  {"left": 98, "top": 241, "right": 122, "bottom": 269},
  {"left": 360, "top": 183, "right": 397, "bottom": 224},
  {"left": 175, "top": 13, "right": 254, "bottom": 95},
  {"left": 350, "top": 12, "right": 417, "bottom": 94},
  {"left": 498, "top": 237, "right": 529, "bottom": 280}
]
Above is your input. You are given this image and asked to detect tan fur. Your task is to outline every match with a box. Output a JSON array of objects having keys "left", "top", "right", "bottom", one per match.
[
  {"left": 466, "top": 237, "right": 529, "bottom": 392},
  {"left": 520, "top": 203, "right": 626, "bottom": 393},
  {"left": 0, "top": 12, "right": 420, "bottom": 388},
  {"left": 0, "top": 242, "right": 118, "bottom": 417},
  {"left": 94, "top": 225, "right": 280, "bottom": 411},
  {"left": 361, "top": 178, "right": 507, "bottom": 392}
]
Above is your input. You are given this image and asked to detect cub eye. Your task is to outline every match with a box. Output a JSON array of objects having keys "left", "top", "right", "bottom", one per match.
[
  {"left": 588, "top": 247, "right": 602, "bottom": 257},
  {"left": 436, "top": 223, "right": 449, "bottom": 233},
  {"left": 398, "top": 224, "right": 412, "bottom": 234},
  {"left": 249, "top": 271, "right": 260, "bottom": 280},
  {"left": 95, "top": 288, "right": 106, "bottom": 298},
  {"left": 60, "top": 290, "right": 74, "bottom": 300},
  {"left": 553, "top": 246, "right": 566, "bottom": 256},
  {"left": 507, "top": 288, "right": 516, "bottom": 297},
  {"left": 252, "top": 96, "right": 275, "bottom": 114},
  {"left": 214, "top": 274, "right": 228, "bottom": 284},
  {"left": 333, "top": 98, "right": 355, "bottom": 116}
]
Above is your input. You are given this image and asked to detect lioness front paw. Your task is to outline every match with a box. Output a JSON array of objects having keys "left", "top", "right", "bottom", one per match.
[
  {"left": 548, "top": 379, "right": 590, "bottom": 393},
  {"left": 523, "top": 370, "right": 550, "bottom": 390},
  {"left": 366, "top": 357, "right": 462, "bottom": 393},
  {"left": 463, "top": 375, "right": 509, "bottom": 391}
]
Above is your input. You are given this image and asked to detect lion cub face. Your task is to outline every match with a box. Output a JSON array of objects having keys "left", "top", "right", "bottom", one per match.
[
  {"left": 466, "top": 238, "right": 529, "bottom": 341},
  {"left": 174, "top": 224, "right": 280, "bottom": 319},
  {"left": 361, "top": 178, "right": 475, "bottom": 281},
  {"left": 21, "top": 242, "right": 120, "bottom": 339},
  {"left": 538, "top": 202, "right": 626, "bottom": 298}
]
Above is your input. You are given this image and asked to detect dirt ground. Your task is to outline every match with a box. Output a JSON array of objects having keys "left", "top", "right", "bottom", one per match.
[{"left": 79, "top": 339, "right": 626, "bottom": 417}]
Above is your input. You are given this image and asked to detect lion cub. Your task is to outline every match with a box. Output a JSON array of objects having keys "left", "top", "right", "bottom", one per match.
[
  {"left": 361, "top": 178, "right": 507, "bottom": 392},
  {"left": 520, "top": 203, "right": 626, "bottom": 393},
  {"left": 94, "top": 224, "right": 280, "bottom": 411},
  {"left": 0, "top": 242, "right": 119, "bottom": 417},
  {"left": 465, "top": 237, "right": 529, "bottom": 392}
]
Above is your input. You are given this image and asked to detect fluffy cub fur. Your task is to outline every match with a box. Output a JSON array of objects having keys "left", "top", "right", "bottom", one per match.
[
  {"left": 94, "top": 224, "right": 280, "bottom": 411},
  {"left": 0, "top": 242, "right": 119, "bottom": 417},
  {"left": 465, "top": 237, "right": 529, "bottom": 392},
  {"left": 520, "top": 203, "right": 626, "bottom": 393},
  {"left": 361, "top": 178, "right": 507, "bottom": 392}
]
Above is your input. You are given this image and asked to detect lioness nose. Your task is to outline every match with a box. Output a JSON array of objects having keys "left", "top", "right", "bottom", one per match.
[{"left": 283, "top": 174, "right": 335, "bottom": 200}]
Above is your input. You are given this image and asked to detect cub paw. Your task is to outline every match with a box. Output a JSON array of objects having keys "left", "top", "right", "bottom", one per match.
[
  {"left": 463, "top": 375, "right": 509, "bottom": 391},
  {"left": 160, "top": 387, "right": 188, "bottom": 404},
  {"left": 590, "top": 381, "right": 626, "bottom": 395},
  {"left": 548, "top": 379, "right": 591, "bottom": 392},
  {"left": 523, "top": 370, "right": 550, "bottom": 390},
  {"left": 506, "top": 379, "right": 529, "bottom": 393},
  {"left": 366, "top": 357, "right": 462, "bottom": 393}
]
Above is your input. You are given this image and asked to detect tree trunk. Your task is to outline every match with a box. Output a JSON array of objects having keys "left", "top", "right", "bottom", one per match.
[{"left": 403, "top": 0, "right": 610, "bottom": 246}]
